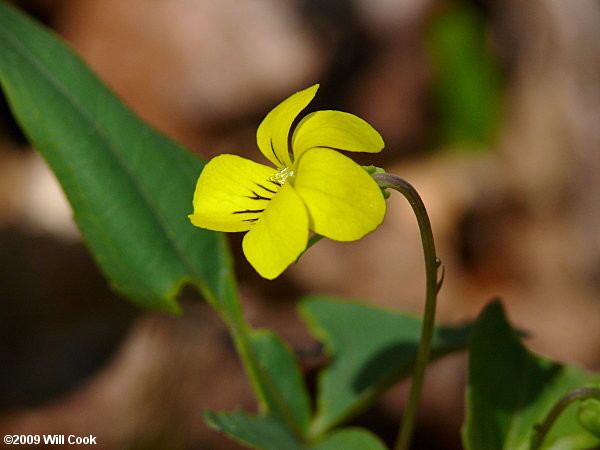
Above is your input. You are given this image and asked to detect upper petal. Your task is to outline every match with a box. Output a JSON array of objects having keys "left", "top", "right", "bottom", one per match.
[
  {"left": 189, "top": 154, "right": 278, "bottom": 232},
  {"left": 242, "top": 182, "right": 309, "bottom": 279},
  {"left": 256, "top": 84, "right": 319, "bottom": 169},
  {"left": 293, "top": 148, "right": 386, "bottom": 241},
  {"left": 292, "top": 110, "right": 384, "bottom": 160}
]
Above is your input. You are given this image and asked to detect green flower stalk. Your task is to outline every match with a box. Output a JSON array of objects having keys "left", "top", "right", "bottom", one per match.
[{"left": 373, "top": 173, "right": 443, "bottom": 450}]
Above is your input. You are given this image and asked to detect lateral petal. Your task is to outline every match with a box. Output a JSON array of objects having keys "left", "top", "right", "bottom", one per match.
[
  {"left": 292, "top": 110, "right": 384, "bottom": 160},
  {"left": 293, "top": 148, "right": 386, "bottom": 241},
  {"left": 256, "top": 84, "right": 319, "bottom": 169},
  {"left": 242, "top": 183, "right": 309, "bottom": 279},
  {"left": 189, "top": 154, "right": 278, "bottom": 232}
]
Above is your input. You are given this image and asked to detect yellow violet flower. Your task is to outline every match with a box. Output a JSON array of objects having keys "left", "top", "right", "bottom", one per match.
[{"left": 189, "top": 84, "right": 386, "bottom": 279}]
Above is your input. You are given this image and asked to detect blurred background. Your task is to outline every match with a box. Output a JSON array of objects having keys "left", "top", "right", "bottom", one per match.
[{"left": 1, "top": 0, "right": 600, "bottom": 448}]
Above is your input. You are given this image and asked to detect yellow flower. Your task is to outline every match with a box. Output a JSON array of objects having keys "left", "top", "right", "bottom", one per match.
[{"left": 189, "top": 84, "right": 386, "bottom": 279}]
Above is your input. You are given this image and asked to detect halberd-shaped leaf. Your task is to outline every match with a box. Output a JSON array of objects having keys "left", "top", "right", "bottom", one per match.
[
  {"left": 300, "top": 295, "right": 471, "bottom": 436},
  {"left": 0, "top": 1, "right": 238, "bottom": 315},
  {"left": 463, "top": 301, "right": 600, "bottom": 450}
]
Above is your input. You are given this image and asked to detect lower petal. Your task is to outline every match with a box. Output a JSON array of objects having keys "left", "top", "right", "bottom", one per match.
[
  {"left": 293, "top": 148, "right": 386, "bottom": 241},
  {"left": 242, "top": 183, "right": 308, "bottom": 279}
]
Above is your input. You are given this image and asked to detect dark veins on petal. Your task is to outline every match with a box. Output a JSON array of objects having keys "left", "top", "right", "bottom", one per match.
[
  {"left": 247, "top": 190, "right": 271, "bottom": 201},
  {"left": 233, "top": 208, "right": 264, "bottom": 223},
  {"left": 270, "top": 139, "right": 284, "bottom": 166},
  {"left": 255, "top": 182, "right": 278, "bottom": 194},
  {"left": 233, "top": 209, "right": 265, "bottom": 214},
  {"left": 234, "top": 178, "right": 282, "bottom": 223}
]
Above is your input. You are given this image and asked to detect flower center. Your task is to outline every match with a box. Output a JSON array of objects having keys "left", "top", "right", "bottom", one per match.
[{"left": 270, "top": 167, "right": 295, "bottom": 186}]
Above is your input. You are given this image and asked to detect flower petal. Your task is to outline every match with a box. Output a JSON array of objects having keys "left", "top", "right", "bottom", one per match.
[
  {"left": 293, "top": 148, "right": 385, "bottom": 241},
  {"left": 242, "top": 182, "right": 309, "bottom": 279},
  {"left": 189, "top": 154, "right": 278, "bottom": 232},
  {"left": 256, "top": 84, "right": 319, "bottom": 168},
  {"left": 292, "top": 110, "right": 384, "bottom": 160}
]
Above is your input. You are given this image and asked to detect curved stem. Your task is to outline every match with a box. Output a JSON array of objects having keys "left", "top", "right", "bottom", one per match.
[
  {"left": 530, "top": 387, "right": 600, "bottom": 450},
  {"left": 373, "top": 173, "right": 442, "bottom": 450}
]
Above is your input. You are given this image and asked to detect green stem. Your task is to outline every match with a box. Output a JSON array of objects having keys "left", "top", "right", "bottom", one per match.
[
  {"left": 530, "top": 387, "right": 600, "bottom": 450},
  {"left": 217, "top": 306, "right": 307, "bottom": 440},
  {"left": 373, "top": 173, "right": 442, "bottom": 450}
]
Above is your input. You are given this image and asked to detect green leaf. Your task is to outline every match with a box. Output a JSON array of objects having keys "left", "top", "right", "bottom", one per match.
[
  {"left": 207, "top": 329, "right": 311, "bottom": 448},
  {"left": 314, "top": 428, "right": 388, "bottom": 450},
  {"left": 0, "top": 1, "right": 239, "bottom": 315},
  {"left": 204, "top": 410, "right": 306, "bottom": 450},
  {"left": 299, "top": 295, "right": 472, "bottom": 437},
  {"left": 205, "top": 411, "right": 388, "bottom": 450},
  {"left": 578, "top": 398, "right": 600, "bottom": 438},
  {"left": 208, "top": 327, "right": 390, "bottom": 450},
  {"left": 427, "top": 0, "right": 504, "bottom": 151},
  {"left": 245, "top": 330, "right": 312, "bottom": 435},
  {"left": 463, "top": 301, "right": 600, "bottom": 450},
  {"left": 542, "top": 432, "right": 600, "bottom": 450}
]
